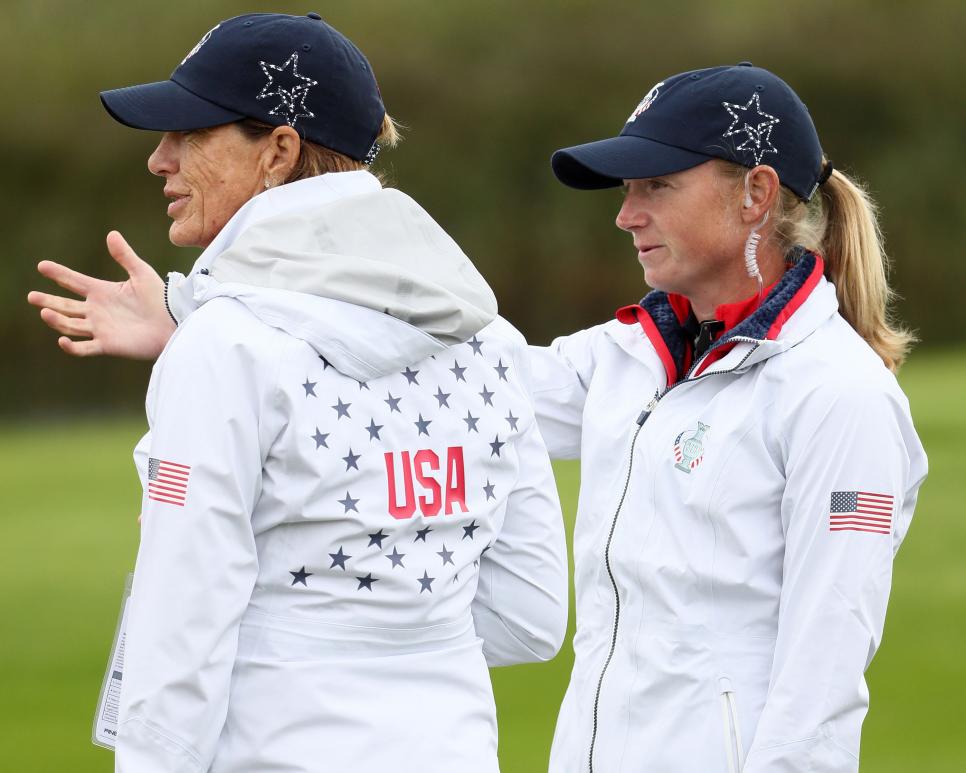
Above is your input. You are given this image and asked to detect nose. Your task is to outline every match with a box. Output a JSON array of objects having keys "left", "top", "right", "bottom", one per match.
[
  {"left": 616, "top": 189, "right": 649, "bottom": 232},
  {"left": 147, "top": 132, "right": 180, "bottom": 177}
]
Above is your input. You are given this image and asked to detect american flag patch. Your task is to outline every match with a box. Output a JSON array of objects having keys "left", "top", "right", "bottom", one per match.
[
  {"left": 148, "top": 458, "right": 191, "bottom": 506},
  {"left": 829, "top": 491, "right": 894, "bottom": 535}
]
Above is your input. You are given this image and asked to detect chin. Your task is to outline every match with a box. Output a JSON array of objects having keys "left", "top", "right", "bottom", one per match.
[{"left": 168, "top": 224, "right": 205, "bottom": 249}]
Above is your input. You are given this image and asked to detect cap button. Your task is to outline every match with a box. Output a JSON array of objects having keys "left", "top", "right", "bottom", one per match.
[
  {"left": 307, "top": 12, "right": 322, "bottom": 20},
  {"left": 737, "top": 61, "right": 754, "bottom": 67}
]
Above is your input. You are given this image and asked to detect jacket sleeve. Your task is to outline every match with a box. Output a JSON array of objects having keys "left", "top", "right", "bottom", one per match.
[
  {"left": 527, "top": 324, "right": 603, "bottom": 460},
  {"left": 115, "top": 301, "right": 286, "bottom": 773},
  {"left": 742, "top": 382, "right": 927, "bottom": 772},
  {"left": 472, "top": 343, "right": 569, "bottom": 666}
]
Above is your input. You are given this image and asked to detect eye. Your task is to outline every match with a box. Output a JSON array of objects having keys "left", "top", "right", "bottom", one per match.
[{"left": 646, "top": 178, "right": 669, "bottom": 191}]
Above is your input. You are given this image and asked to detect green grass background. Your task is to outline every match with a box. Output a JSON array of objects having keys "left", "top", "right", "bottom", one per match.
[{"left": 2, "top": 347, "right": 963, "bottom": 770}]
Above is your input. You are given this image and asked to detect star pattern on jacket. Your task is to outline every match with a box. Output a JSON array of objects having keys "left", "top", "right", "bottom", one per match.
[
  {"left": 343, "top": 448, "right": 361, "bottom": 471},
  {"left": 332, "top": 397, "right": 351, "bottom": 419},
  {"left": 290, "top": 566, "right": 313, "bottom": 586},
  {"left": 339, "top": 491, "right": 360, "bottom": 513},
  {"left": 418, "top": 570, "right": 435, "bottom": 593},
  {"left": 437, "top": 544, "right": 455, "bottom": 566},
  {"left": 312, "top": 428, "right": 330, "bottom": 449},
  {"left": 286, "top": 333, "right": 530, "bottom": 598},
  {"left": 357, "top": 572, "right": 378, "bottom": 591},
  {"left": 329, "top": 547, "right": 351, "bottom": 570},
  {"left": 385, "top": 392, "right": 402, "bottom": 413}
]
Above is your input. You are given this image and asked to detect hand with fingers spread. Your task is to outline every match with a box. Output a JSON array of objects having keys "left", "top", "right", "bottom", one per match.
[{"left": 27, "top": 230, "right": 176, "bottom": 360}]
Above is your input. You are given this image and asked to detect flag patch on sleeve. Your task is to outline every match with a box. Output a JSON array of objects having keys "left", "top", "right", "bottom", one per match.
[
  {"left": 829, "top": 491, "right": 894, "bottom": 534},
  {"left": 148, "top": 458, "right": 191, "bottom": 506}
]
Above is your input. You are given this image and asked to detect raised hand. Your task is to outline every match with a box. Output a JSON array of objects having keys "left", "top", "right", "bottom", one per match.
[{"left": 27, "top": 230, "right": 177, "bottom": 361}]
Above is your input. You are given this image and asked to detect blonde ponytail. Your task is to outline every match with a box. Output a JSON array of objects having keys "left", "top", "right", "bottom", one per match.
[{"left": 816, "top": 169, "right": 915, "bottom": 372}]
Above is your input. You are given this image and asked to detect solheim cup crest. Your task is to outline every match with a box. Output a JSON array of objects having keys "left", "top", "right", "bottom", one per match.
[
  {"left": 673, "top": 422, "right": 710, "bottom": 473},
  {"left": 626, "top": 81, "right": 664, "bottom": 123}
]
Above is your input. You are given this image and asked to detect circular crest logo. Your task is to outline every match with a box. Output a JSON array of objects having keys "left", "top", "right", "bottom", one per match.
[
  {"left": 673, "top": 421, "right": 710, "bottom": 474},
  {"left": 626, "top": 81, "right": 664, "bottom": 123},
  {"left": 181, "top": 23, "right": 220, "bottom": 66}
]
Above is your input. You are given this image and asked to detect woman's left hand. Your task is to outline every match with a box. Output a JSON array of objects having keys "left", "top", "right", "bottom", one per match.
[{"left": 27, "top": 230, "right": 176, "bottom": 361}]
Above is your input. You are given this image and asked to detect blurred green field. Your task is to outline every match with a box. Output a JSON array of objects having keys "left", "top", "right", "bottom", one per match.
[{"left": 1, "top": 347, "right": 963, "bottom": 771}]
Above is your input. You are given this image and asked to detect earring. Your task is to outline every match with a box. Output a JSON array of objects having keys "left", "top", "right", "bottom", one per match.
[{"left": 264, "top": 178, "right": 273, "bottom": 189}]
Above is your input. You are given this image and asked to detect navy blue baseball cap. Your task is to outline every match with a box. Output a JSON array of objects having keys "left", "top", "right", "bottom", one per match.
[
  {"left": 100, "top": 13, "right": 385, "bottom": 162},
  {"left": 552, "top": 63, "right": 826, "bottom": 201}
]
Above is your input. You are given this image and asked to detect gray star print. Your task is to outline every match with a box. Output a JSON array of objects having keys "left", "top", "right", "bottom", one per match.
[
  {"left": 339, "top": 491, "right": 360, "bottom": 513},
  {"left": 418, "top": 571, "right": 435, "bottom": 593},
  {"left": 437, "top": 544, "right": 455, "bottom": 566},
  {"left": 342, "top": 448, "right": 361, "bottom": 471},
  {"left": 329, "top": 547, "right": 351, "bottom": 570}
]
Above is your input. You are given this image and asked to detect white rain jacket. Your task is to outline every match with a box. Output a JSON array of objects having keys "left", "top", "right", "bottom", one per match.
[
  {"left": 116, "top": 171, "right": 568, "bottom": 773},
  {"left": 530, "top": 252, "right": 927, "bottom": 773}
]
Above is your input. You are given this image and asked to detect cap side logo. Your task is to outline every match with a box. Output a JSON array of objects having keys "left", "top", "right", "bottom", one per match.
[
  {"left": 257, "top": 52, "right": 319, "bottom": 127},
  {"left": 721, "top": 92, "right": 780, "bottom": 165},
  {"left": 180, "top": 23, "right": 220, "bottom": 66},
  {"left": 626, "top": 81, "right": 664, "bottom": 123}
]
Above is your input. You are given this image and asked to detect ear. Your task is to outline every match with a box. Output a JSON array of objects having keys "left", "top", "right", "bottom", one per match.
[
  {"left": 260, "top": 125, "right": 302, "bottom": 184},
  {"left": 740, "top": 165, "right": 781, "bottom": 224}
]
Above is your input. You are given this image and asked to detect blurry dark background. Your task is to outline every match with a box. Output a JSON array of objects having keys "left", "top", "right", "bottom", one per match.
[{"left": 4, "top": 0, "right": 964, "bottom": 417}]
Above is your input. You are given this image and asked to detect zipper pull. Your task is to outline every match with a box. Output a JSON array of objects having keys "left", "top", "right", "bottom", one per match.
[{"left": 637, "top": 395, "right": 660, "bottom": 425}]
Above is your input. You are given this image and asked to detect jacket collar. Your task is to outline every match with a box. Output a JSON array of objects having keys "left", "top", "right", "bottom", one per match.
[{"left": 614, "top": 249, "right": 834, "bottom": 386}]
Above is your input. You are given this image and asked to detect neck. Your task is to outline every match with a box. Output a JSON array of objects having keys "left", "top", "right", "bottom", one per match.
[{"left": 689, "top": 244, "right": 785, "bottom": 320}]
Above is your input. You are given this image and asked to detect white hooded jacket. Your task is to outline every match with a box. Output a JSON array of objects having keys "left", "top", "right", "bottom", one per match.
[
  {"left": 529, "top": 252, "right": 926, "bottom": 773},
  {"left": 116, "top": 171, "right": 568, "bottom": 773}
]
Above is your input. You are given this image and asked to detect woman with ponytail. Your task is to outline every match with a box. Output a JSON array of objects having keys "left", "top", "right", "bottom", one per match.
[
  {"left": 28, "top": 58, "right": 927, "bottom": 773},
  {"left": 533, "top": 63, "right": 927, "bottom": 772}
]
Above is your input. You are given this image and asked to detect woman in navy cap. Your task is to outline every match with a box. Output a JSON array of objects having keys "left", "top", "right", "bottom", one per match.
[
  {"left": 31, "top": 56, "right": 927, "bottom": 772},
  {"left": 30, "top": 13, "right": 567, "bottom": 773},
  {"left": 531, "top": 63, "right": 926, "bottom": 772}
]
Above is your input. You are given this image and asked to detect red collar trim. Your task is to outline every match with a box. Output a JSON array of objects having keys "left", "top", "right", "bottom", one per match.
[
  {"left": 666, "top": 278, "right": 781, "bottom": 337},
  {"left": 765, "top": 254, "right": 824, "bottom": 340},
  {"left": 616, "top": 304, "right": 678, "bottom": 387}
]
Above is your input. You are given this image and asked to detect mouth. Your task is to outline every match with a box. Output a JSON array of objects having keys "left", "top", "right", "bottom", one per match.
[
  {"left": 636, "top": 244, "right": 663, "bottom": 259},
  {"left": 164, "top": 189, "right": 191, "bottom": 218}
]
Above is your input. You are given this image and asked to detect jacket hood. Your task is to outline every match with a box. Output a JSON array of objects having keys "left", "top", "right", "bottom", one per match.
[{"left": 165, "top": 171, "right": 498, "bottom": 382}]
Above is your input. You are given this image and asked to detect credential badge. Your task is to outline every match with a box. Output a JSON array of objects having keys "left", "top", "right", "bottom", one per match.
[{"left": 673, "top": 421, "right": 710, "bottom": 473}]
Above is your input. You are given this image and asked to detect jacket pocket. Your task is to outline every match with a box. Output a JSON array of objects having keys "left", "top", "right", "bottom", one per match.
[{"left": 718, "top": 676, "right": 744, "bottom": 773}]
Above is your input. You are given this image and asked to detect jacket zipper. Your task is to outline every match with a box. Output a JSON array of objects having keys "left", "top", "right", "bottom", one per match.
[
  {"left": 586, "top": 339, "right": 761, "bottom": 772},
  {"left": 588, "top": 418, "right": 645, "bottom": 773}
]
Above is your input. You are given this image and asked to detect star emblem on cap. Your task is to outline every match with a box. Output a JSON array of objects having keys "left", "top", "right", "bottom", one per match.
[
  {"left": 257, "top": 52, "right": 318, "bottom": 127},
  {"left": 722, "top": 92, "right": 781, "bottom": 165}
]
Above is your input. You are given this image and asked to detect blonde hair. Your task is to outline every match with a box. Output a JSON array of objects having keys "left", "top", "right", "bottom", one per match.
[
  {"left": 718, "top": 160, "right": 916, "bottom": 372},
  {"left": 237, "top": 113, "right": 402, "bottom": 182}
]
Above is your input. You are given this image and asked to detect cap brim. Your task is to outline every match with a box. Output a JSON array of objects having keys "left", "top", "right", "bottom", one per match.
[
  {"left": 100, "top": 79, "right": 245, "bottom": 132},
  {"left": 551, "top": 135, "right": 713, "bottom": 189}
]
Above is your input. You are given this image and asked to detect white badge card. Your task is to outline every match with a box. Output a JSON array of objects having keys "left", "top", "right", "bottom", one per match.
[{"left": 92, "top": 572, "right": 133, "bottom": 750}]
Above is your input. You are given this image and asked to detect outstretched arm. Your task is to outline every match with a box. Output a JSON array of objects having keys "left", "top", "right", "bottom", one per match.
[{"left": 27, "top": 230, "right": 175, "bottom": 360}]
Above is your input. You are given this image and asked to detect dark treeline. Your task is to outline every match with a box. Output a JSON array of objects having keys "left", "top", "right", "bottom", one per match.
[{"left": 4, "top": 0, "right": 964, "bottom": 416}]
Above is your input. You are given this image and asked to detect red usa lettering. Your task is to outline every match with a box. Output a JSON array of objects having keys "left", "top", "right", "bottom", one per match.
[{"left": 385, "top": 447, "right": 468, "bottom": 519}]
